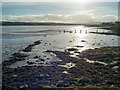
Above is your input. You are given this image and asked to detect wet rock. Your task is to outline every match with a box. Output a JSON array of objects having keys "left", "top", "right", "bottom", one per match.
[
  {"left": 22, "top": 40, "right": 41, "bottom": 52},
  {"left": 36, "top": 60, "right": 40, "bottom": 62},
  {"left": 66, "top": 48, "right": 78, "bottom": 52},
  {"left": 81, "top": 40, "right": 87, "bottom": 42},
  {"left": 74, "top": 51, "right": 81, "bottom": 53},
  {"left": 64, "top": 83, "right": 70, "bottom": 87},
  {"left": 2, "top": 52, "right": 28, "bottom": 66},
  {"left": 12, "top": 53, "right": 27, "bottom": 58},
  {"left": 100, "top": 82, "right": 107, "bottom": 86},
  {"left": 20, "top": 84, "right": 28, "bottom": 88},
  {"left": 92, "top": 43, "right": 95, "bottom": 45},
  {"left": 78, "top": 76, "right": 90, "bottom": 83},
  {"left": 40, "top": 59, "right": 45, "bottom": 62},
  {"left": 81, "top": 83, "right": 85, "bottom": 86},
  {"left": 95, "top": 48, "right": 99, "bottom": 50},
  {"left": 22, "top": 45, "right": 33, "bottom": 52},
  {"left": 3, "top": 47, "right": 120, "bottom": 88},
  {"left": 56, "top": 80, "right": 64, "bottom": 87},
  {"left": 75, "top": 45, "right": 84, "bottom": 48},
  {"left": 27, "top": 61, "right": 35, "bottom": 65},
  {"left": 91, "top": 79, "right": 98, "bottom": 84},
  {"left": 94, "top": 62, "right": 103, "bottom": 66},
  {"left": 50, "top": 62, "right": 55, "bottom": 66},
  {"left": 34, "top": 56, "right": 39, "bottom": 59},
  {"left": 45, "top": 43, "right": 47, "bottom": 45},
  {"left": 45, "top": 50, "right": 52, "bottom": 53},
  {"left": 44, "top": 56, "right": 46, "bottom": 57},
  {"left": 46, "top": 58, "right": 50, "bottom": 60},
  {"left": 34, "top": 40, "right": 41, "bottom": 45},
  {"left": 39, "top": 74, "right": 46, "bottom": 78}
]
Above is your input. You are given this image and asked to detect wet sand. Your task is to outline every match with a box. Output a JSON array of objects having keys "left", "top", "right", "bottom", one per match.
[{"left": 2, "top": 40, "right": 120, "bottom": 89}]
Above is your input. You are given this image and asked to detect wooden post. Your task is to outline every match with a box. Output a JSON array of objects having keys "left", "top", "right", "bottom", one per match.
[{"left": 80, "top": 30, "right": 81, "bottom": 33}]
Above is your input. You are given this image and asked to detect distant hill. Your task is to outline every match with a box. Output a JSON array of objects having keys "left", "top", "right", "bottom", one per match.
[{"left": 1, "top": 21, "right": 83, "bottom": 26}]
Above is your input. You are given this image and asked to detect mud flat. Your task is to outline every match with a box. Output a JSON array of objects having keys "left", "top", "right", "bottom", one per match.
[{"left": 2, "top": 43, "right": 120, "bottom": 89}]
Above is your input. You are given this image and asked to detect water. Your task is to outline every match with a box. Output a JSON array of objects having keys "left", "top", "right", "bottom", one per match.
[{"left": 2, "top": 25, "right": 119, "bottom": 67}]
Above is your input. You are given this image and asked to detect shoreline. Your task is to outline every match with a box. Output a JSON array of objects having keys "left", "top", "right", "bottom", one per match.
[
  {"left": 90, "top": 32, "right": 120, "bottom": 36},
  {"left": 2, "top": 40, "right": 120, "bottom": 89}
]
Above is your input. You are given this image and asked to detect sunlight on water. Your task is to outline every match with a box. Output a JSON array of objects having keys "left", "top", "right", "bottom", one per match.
[{"left": 2, "top": 25, "right": 119, "bottom": 68}]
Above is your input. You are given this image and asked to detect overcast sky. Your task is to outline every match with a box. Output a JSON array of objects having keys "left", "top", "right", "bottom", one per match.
[{"left": 1, "top": 2, "right": 118, "bottom": 23}]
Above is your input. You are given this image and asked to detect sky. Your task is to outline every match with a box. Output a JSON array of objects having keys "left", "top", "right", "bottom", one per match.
[{"left": 1, "top": 2, "right": 119, "bottom": 24}]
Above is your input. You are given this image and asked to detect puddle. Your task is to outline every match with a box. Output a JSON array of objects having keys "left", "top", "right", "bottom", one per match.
[
  {"left": 110, "top": 61, "right": 117, "bottom": 65},
  {"left": 62, "top": 71, "right": 69, "bottom": 74},
  {"left": 84, "top": 58, "right": 107, "bottom": 65},
  {"left": 86, "top": 58, "right": 95, "bottom": 63},
  {"left": 58, "top": 62, "right": 75, "bottom": 69},
  {"left": 113, "top": 66, "right": 119, "bottom": 69}
]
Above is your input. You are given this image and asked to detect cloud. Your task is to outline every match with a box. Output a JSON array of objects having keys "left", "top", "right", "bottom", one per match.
[{"left": 2, "top": 12, "right": 118, "bottom": 23}]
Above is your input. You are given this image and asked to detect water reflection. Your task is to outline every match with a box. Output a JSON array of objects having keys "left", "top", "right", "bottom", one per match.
[{"left": 2, "top": 25, "right": 119, "bottom": 68}]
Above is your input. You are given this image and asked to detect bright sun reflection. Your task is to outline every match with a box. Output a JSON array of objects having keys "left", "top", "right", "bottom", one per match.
[{"left": 73, "top": 26, "right": 88, "bottom": 52}]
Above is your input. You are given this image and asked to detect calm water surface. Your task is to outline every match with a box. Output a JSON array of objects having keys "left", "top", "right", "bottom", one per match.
[{"left": 2, "top": 25, "right": 119, "bottom": 67}]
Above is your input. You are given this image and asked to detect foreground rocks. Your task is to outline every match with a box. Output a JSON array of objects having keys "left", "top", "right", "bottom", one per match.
[
  {"left": 22, "top": 40, "right": 41, "bottom": 52},
  {"left": 2, "top": 45, "right": 120, "bottom": 89}
]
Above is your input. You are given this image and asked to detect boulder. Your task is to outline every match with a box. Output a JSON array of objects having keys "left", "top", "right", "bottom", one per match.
[{"left": 34, "top": 40, "right": 41, "bottom": 45}]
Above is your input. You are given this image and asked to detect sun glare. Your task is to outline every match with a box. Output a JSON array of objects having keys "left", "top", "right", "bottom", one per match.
[{"left": 80, "top": 0, "right": 89, "bottom": 3}]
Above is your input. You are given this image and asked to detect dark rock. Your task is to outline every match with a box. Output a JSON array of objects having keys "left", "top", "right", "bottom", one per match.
[
  {"left": 22, "top": 40, "right": 41, "bottom": 52},
  {"left": 34, "top": 56, "right": 39, "bottom": 58},
  {"left": 81, "top": 83, "right": 85, "bottom": 86},
  {"left": 34, "top": 40, "right": 41, "bottom": 45},
  {"left": 94, "top": 62, "right": 103, "bottom": 66},
  {"left": 22, "top": 45, "right": 32, "bottom": 52},
  {"left": 91, "top": 79, "right": 98, "bottom": 84},
  {"left": 81, "top": 40, "right": 87, "bottom": 42},
  {"left": 27, "top": 61, "right": 35, "bottom": 65},
  {"left": 64, "top": 83, "right": 70, "bottom": 87},
  {"left": 74, "top": 51, "right": 80, "bottom": 53},
  {"left": 40, "top": 59, "right": 45, "bottom": 62},
  {"left": 46, "top": 58, "right": 50, "bottom": 60},
  {"left": 78, "top": 76, "right": 90, "bottom": 83},
  {"left": 66, "top": 48, "right": 78, "bottom": 52},
  {"left": 56, "top": 81, "right": 64, "bottom": 87},
  {"left": 75, "top": 45, "right": 84, "bottom": 48},
  {"left": 12, "top": 53, "right": 27, "bottom": 58},
  {"left": 36, "top": 60, "right": 40, "bottom": 62},
  {"left": 45, "top": 50, "right": 52, "bottom": 53}
]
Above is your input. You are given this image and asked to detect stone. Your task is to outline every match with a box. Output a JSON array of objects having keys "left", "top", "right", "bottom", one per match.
[
  {"left": 27, "top": 61, "right": 35, "bottom": 65},
  {"left": 78, "top": 76, "right": 90, "bottom": 83}
]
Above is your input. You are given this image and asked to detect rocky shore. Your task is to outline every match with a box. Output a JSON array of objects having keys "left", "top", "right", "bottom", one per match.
[{"left": 2, "top": 40, "right": 120, "bottom": 89}]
